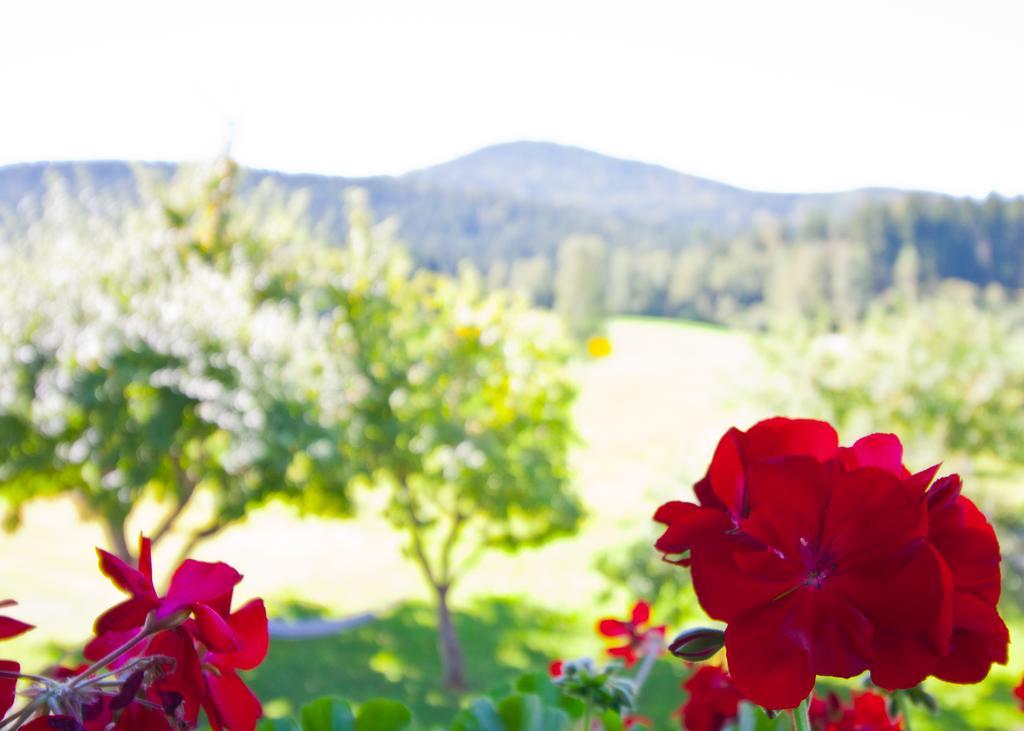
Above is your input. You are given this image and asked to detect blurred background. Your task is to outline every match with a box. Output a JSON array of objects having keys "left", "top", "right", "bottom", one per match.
[{"left": 1, "top": 1, "right": 1023, "bottom": 728}]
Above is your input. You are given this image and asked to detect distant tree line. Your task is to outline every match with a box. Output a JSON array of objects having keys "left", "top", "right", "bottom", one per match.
[{"left": 487, "top": 193, "right": 1024, "bottom": 328}]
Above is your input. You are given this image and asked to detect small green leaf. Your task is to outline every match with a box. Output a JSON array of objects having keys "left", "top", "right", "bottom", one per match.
[
  {"left": 300, "top": 697, "right": 355, "bottom": 731},
  {"left": 354, "top": 698, "right": 414, "bottom": 731}
]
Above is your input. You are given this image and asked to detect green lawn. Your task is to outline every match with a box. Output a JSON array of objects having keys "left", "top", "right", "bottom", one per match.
[{"left": 2, "top": 316, "right": 1022, "bottom": 729}]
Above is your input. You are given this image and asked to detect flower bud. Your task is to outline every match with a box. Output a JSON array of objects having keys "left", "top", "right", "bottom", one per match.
[{"left": 668, "top": 627, "right": 725, "bottom": 662}]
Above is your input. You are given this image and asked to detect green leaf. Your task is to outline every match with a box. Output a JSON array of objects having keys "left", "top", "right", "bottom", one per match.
[
  {"left": 354, "top": 698, "right": 414, "bottom": 731},
  {"left": 599, "top": 709, "right": 626, "bottom": 731},
  {"left": 300, "top": 697, "right": 355, "bottom": 731},
  {"left": 451, "top": 698, "right": 505, "bottom": 731},
  {"left": 258, "top": 719, "right": 301, "bottom": 731}
]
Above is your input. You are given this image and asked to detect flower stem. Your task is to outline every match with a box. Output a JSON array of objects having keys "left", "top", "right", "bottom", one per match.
[
  {"left": 630, "top": 632, "right": 664, "bottom": 701},
  {"left": 791, "top": 697, "right": 812, "bottom": 731},
  {"left": 581, "top": 698, "right": 593, "bottom": 731},
  {"left": 68, "top": 616, "right": 156, "bottom": 689},
  {"left": 894, "top": 691, "right": 914, "bottom": 731}
]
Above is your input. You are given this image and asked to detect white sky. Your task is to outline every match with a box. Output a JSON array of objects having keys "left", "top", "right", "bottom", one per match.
[{"left": 1, "top": 0, "right": 1022, "bottom": 196}]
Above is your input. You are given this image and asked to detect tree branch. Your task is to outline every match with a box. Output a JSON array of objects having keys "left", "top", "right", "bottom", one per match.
[
  {"left": 398, "top": 476, "right": 440, "bottom": 589},
  {"left": 173, "top": 520, "right": 225, "bottom": 566},
  {"left": 150, "top": 451, "right": 197, "bottom": 547}
]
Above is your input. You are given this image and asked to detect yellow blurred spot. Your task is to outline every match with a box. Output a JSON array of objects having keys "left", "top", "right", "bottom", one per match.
[
  {"left": 587, "top": 335, "right": 612, "bottom": 358},
  {"left": 455, "top": 325, "right": 481, "bottom": 340}
]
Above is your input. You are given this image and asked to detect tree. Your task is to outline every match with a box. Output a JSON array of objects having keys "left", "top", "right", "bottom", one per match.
[
  {"left": 554, "top": 235, "right": 607, "bottom": 340},
  {"left": 0, "top": 161, "right": 361, "bottom": 561},
  {"left": 296, "top": 201, "right": 583, "bottom": 691}
]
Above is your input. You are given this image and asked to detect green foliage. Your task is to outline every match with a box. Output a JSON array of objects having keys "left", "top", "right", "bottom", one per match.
[
  {"left": 261, "top": 669, "right": 635, "bottom": 731},
  {"left": 0, "top": 161, "right": 361, "bottom": 557},
  {"left": 261, "top": 696, "right": 412, "bottom": 731},
  {"left": 758, "top": 287, "right": 1024, "bottom": 476}
]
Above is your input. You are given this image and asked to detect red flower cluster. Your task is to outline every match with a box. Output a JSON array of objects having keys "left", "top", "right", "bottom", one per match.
[
  {"left": 596, "top": 601, "right": 665, "bottom": 667},
  {"left": 811, "top": 691, "right": 902, "bottom": 731},
  {"left": 0, "top": 536, "right": 267, "bottom": 731},
  {"left": 655, "top": 418, "right": 1008, "bottom": 710},
  {"left": 677, "top": 666, "right": 743, "bottom": 731},
  {"left": 1015, "top": 674, "right": 1024, "bottom": 711}
]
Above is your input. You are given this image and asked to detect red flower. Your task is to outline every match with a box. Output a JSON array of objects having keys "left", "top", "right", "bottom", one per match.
[
  {"left": 548, "top": 660, "right": 564, "bottom": 678},
  {"left": 678, "top": 666, "right": 743, "bottom": 731},
  {"left": 823, "top": 691, "right": 902, "bottom": 731},
  {"left": 656, "top": 420, "right": 1008, "bottom": 709},
  {"left": 1014, "top": 674, "right": 1024, "bottom": 710},
  {"left": 85, "top": 536, "right": 265, "bottom": 730},
  {"left": 94, "top": 536, "right": 242, "bottom": 649},
  {"left": 675, "top": 454, "right": 944, "bottom": 709},
  {"left": 596, "top": 601, "right": 665, "bottom": 667},
  {"left": 623, "top": 714, "right": 652, "bottom": 729},
  {"left": 0, "top": 599, "right": 32, "bottom": 721}
]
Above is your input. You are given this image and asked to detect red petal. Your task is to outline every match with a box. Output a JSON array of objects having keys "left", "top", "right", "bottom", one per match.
[
  {"left": 707, "top": 428, "right": 746, "bottom": 517},
  {"left": 96, "top": 548, "right": 154, "bottom": 597},
  {"left": 832, "top": 542, "right": 953, "bottom": 647},
  {"left": 148, "top": 629, "right": 203, "bottom": 725},
  {"left": 809, "top": 590, "right": 874, "bottom": 679},
  {"left": 0, "top": 615, "right": 33, "bottom": 640},
  {"left": 138, "top": 536, "right": 153, "bottom": 583},
  {"left": 843, "top": 433, "right": 904, "bottom": 476},
  {"left": 0, "top": 660, "right": 18, "bottom": 719},
  {"left": 654, "top": 507, "right": 731, "bottom": 557},
  {"left": 598, "top": 619, "right": 629, "bottom": 637},
  {"left": 84, "top": 628, "right": 148, "bottom": 669},
  {"left": 161, "top": 561, "right": 242, "bottom": 617},
  {"left": 741, "top": 418, "right": 839, "bottom": 464},
  {"left": 742, "top": 456, "right": 829, "bottom": 562},
  {"left": 116, "top": 703, "right": 172, "bottom": 730},
  {"left": 724, "top": 589, "right": 816, "bottom": 711},
  {"left": 606, "top": 644, "right": 637, "bottom": 667},
  {"left": 210, "top": 600, "right": 269, "bottom": 671},
  {"left": 691, "top": 535, "right": 796, "bottom": 623},
  {"left": 204, "top": 669, "right": 263, "bottom": 731},
  {"left": 193, "top": 604, "right": 242, "bottom": 654},
  {"left": 823, "top": 467, "right": 928, "bottom": 576},
  {"left": 631, "top": 601, "right": 650, "bottom": 627},
  {"left": 653, "top": 500, "right": 697, "bottom": 525},
  {"left": 94, "top": 597, "right": 158, "bottom": 635},
  {"left": 932, "top": 593, "right": 1009, "bottom": 684},
  {"left": 869, "top": 631, "right": 937, "bottom": 689}
]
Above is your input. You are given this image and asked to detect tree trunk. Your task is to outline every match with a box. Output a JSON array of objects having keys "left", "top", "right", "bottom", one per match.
[
  {"left": 434, "top": 583, "right": 467, "bottom": 693},
  {"left": 100, "top": 513, "right": 133, "bottom": 563}
]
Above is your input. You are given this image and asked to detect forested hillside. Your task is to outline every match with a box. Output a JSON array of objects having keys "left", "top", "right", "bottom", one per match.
[{"left": 2, "top": 143, "right": 1022, "bottom": 325}]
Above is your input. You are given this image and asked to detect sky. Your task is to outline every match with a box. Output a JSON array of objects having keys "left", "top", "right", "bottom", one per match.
[{"left": 1, "top": 0, "right": 1022, "bottom": 197}]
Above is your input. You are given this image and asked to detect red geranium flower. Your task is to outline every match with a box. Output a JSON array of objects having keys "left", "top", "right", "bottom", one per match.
[
  {"left": 548, "top": 659, "right": 564, "bottom": 679},
  {"left": 1014, "top": 674, "right": 1024, "bottom": 710},
  {"left": 85, "top": 536, "right": 266, "bottom": 730},
  {"left": 821, "top": 691, "right": 902, "bottom": 731},
  {"left": 674, "top": 455, "right": 944, "bottom": 709},
  {"left": 596, "top": 601, "right": 665, "bottom": 667},
  {"left": 656, "top": 420, "right": 1008, "bottom": 709},
  {"left": 94, "top": 536, "right": 242, "bottom": 649},
  {"left": 677, "top": 666, "right": 743, "bottom": 731}
]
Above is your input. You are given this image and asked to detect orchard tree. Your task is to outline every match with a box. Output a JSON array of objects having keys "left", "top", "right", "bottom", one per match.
[
  {"left": 297, "top": 198, "right": 583, "bottom": 692},
  {"left": 0, "top": 162, "right": 364, "bottom": 561}
]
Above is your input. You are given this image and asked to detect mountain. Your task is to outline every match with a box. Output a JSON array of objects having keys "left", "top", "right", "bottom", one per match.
[{"left": 0, "top": 143, "right": 920, "bottom": 270}]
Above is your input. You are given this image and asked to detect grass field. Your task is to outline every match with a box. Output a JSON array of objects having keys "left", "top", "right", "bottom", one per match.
[{"left": 1, "top": 316, "right": 1021, "bottom": 729}]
